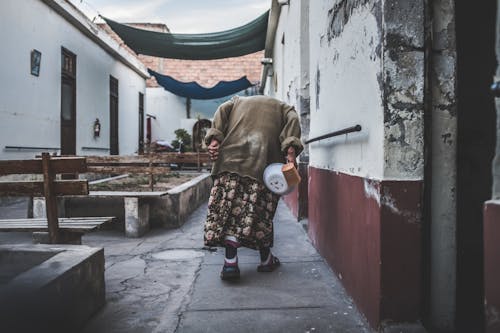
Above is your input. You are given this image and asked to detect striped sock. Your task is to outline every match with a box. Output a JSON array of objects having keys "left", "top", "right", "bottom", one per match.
[
  {"left": 224, "top": 255, "right": 238, "bottom": 266},
  {"left": 224, "top": 235, "right": 240, "bottom": 248}
]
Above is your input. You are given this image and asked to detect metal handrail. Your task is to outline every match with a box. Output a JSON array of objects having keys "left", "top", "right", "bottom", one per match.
[
  {"left": 4, "top": 146, "right": 60, "bottom": 151},
  {"left": 304, "top": 125, "right": 362, "bottom": 144},
  {"left": 81, "top": 147, "right": 110, "bottom": 151}
]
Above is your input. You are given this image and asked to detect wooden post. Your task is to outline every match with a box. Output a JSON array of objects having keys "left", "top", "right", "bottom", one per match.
[
  {"left": 148, "top": 154, "right": 154, "bottom": 191},
  {"left": 41, "top": 152, "right": 59, "bottom": 243},
  {"left": 197, "top": 151, "right": 201, "bottom": 172}
]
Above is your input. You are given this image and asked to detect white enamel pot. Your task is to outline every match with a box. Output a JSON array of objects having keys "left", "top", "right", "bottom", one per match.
[{"left": 263, "top": 163, "right": 295, "bottom": 195}]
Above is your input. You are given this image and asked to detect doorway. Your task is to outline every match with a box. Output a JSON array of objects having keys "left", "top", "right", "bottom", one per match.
[
  {"left": 455, "top": 0, "right": 497, "bottom": 331},
  {"left": 138, "top": 92, "right": 144, "bottom": 154},
  {"left": 110, "top": 76, "right": 119, "bottom": 155},
  {"left": 61, "top": 48, "right": 76, "bottom": 155}
]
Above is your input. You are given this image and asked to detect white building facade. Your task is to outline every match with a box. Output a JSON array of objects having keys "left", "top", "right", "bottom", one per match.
[{"left": 0, "top": 0, "right": 149, "bottom": 159}]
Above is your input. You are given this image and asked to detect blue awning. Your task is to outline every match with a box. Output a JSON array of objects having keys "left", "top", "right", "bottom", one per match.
[{"left": 148, "top": 69, "right": 254, "bottom": 100}]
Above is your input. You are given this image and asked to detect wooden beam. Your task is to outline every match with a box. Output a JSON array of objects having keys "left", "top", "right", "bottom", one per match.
[
  {"left": 0, "top": 157, "right": 87, "bottom": 175},
  {"left": 51, "top": 157, "right": 88, "bottom": 174},
  {"left": 85, "top": 153, "right": 210, "bottom": 165},
  {"left": 86, "top": 155, "right": 158, "bottom": 164},
  {"left": 53, "top": 180, "right": 89, "bottom": 195},
  {"left": 0, "top": 159, "right": 42, "bottom": 175},
  {"left": 0, "top": 180, "right": 88, "bottom": 196},
  {"left": 86, "top": 166, "right": 171, "bottom": 174}
]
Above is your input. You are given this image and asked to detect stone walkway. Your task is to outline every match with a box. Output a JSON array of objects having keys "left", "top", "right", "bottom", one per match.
[
  {"left": 0, "top": 200, "right": 372, "bottom": 333},
  {"left": 85, "top": 200, "right": 372, "bottom": 333}
]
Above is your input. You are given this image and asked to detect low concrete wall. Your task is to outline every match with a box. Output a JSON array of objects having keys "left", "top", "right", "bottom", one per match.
[
  {"left": 0, "top": 197, "right": 32, "bottom": 219},
  {"left": 0, "top": 244, "right": 105, "bottom": 332},
  {"left": 152, "top": 173, "right": 212, "bottom": 228},
  {"left": 61, "top": 173, "right": 212, "bottom": 231}
]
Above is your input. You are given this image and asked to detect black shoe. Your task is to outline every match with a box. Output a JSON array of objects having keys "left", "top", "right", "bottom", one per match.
[
  {"left": 220, "top": 265, "right": 240, "bottom": 280},
  {"left": 257, "top": 254, "right": 281, "bottom": 272}
]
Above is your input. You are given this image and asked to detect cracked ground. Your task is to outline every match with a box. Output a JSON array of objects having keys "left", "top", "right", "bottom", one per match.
[{"left": 80, "top": 201, "right": 371, "bottom": 333}]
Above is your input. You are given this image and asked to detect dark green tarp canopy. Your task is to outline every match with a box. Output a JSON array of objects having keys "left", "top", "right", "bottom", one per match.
[{"left": 102, "top": 11, "right": 269, "bottom": 60}]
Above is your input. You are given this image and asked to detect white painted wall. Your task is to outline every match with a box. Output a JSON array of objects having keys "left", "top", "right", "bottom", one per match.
[
  {"left": 266, "top": 0, "right": 310, "bottom": 163},
  {"left": 274, "top": 1, "right": 302, "bottom": 107},
  {"left": 272, "top": 0, "right": 385, "bottom": 179},
  {"left": 145, "top": 88, "right": 186, "bottom": 144},
  {"left": 180, "top": 119, "right": 198, "bottom": 137},
  {"left": 0, "top": 0, "right": 147, "bottom": 159},
  {"left": 308, "top": 1, "right": 384, "bottom": 178}
]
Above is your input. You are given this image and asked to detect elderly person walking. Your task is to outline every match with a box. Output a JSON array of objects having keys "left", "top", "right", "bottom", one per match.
[{"left": 204, "top": 95, "right": 303, "bottom": 280}]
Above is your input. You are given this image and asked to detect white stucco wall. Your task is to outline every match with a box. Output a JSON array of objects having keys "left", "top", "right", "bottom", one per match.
[
  {"left": 0, "top": 0, "right": 147, "bottom": 159},
  {"left": 310, "top": 1, "right": 384, "bottom": 178},
  {"left": 145, "top": 88, "right": 186, "bottom": 144},
  {"left": 76, "top": 37, "right": 146, "bottom": 156},
  {"left": 274, "top": 1, "right": 303, "bottom": 106}
]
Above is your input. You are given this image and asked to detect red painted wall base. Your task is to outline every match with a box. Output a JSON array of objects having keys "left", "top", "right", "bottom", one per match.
[{"left": 307, "top": 167, "right": 422, "bottom": 328}]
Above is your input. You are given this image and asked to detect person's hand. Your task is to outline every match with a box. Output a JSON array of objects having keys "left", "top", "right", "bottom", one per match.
[
  {"left": 286, "top": 146, "right": 297, "bottom": 167},
  {"left": 208, "top": 139, "right": 220, "bottom": 161}
]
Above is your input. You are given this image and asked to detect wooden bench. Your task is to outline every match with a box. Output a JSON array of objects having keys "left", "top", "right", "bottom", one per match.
[
  {"left": 0, "top": 153, "right": 113, "bottom": 244},
  {"left": 0, "top": 217, "right": 113, "bottom": 232}
]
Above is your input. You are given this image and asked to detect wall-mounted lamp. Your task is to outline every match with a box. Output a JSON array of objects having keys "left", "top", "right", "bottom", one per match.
[
  {"left": 30, "top": 49, "right": 41, "bottom": 76},
  {"left": 93, "top": 118, "right": 101, "bottom": 138}
]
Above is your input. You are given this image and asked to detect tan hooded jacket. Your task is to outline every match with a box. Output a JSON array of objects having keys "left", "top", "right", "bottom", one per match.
[{"left": 204, "top": 95, "right": 303, "bottom": 183}]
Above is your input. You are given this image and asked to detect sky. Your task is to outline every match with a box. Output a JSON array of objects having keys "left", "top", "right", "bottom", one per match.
[{"left": 70, "top": 0, "right": 271, "bottom": 33}]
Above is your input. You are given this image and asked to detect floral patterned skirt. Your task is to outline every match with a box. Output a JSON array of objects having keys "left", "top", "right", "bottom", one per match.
[{"left": 204, "top": 172, "right": 280, "bottom": 250}]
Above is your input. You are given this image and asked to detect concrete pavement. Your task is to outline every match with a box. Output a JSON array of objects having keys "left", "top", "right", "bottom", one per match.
[{"left": 0, "top": 200, "right": 372, "bottom": 332}]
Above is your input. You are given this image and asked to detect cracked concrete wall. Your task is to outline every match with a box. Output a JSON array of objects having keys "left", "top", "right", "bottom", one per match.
[
  {"left": 281, "top": 0, "right": 425, "bottom": 181},
  {"left": 383, "top": 0, "right": 425, "bottom": 179},
  {"left": 270, "top": 0, "right": 431, "bottom": 179}
]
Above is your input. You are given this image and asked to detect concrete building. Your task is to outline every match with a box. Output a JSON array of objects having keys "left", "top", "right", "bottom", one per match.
[
  {"left": 0, "top": 0, "right": 149, "bottom": 160},
  {"left": 264, "top": 0, "right": 498, "bottom": 332}
]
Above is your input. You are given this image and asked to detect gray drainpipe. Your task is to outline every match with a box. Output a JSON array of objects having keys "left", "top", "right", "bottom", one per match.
[{"left": 259, "top": 0, "right": 283, "bottom": 94}]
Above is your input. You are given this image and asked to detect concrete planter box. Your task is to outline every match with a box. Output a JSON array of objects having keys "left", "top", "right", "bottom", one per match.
[
  {"left": 0, "top": 244, "right": 105, "bottom": 332},
  {"left": 38, "top": 173, "right": 213, "bottom": 234},
  {"left": 150, "top": 173, "right": 212, "bottom": 228}
]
